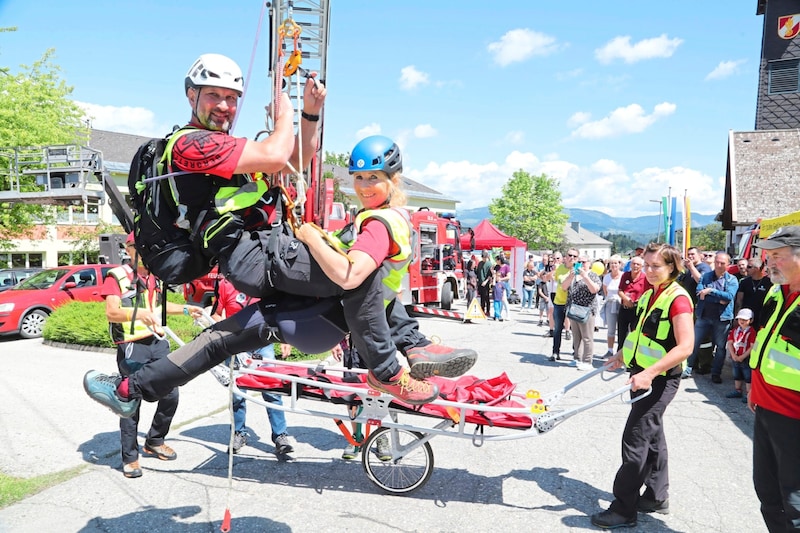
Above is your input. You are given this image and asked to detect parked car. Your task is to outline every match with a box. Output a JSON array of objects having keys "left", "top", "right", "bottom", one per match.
[
  {"left": 183, "top": 265, "right": 221, "bottom": 308},
  {"left": 0, "top": 264, "right": 116, "bottom": 338},
  {"left": 0, "top": 268, "right": 43, "bottom": 292}
]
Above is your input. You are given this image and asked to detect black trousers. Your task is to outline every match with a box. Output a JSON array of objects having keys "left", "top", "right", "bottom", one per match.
[
  {"left": 753, "top": 406, "right": 800, "bottom": 532},
  {"left": 129, "top": 293, "right": 426, "bottom": 402},
  {"left": 478, "top": 282, "right": 491, "bottom": 316},
  {"left": 609, "top": 375, "right": 680, "bottom": 518},
  {"left": 617, "top": 306, "right": 638, "bottom": 350},
  {"left": 117, "top": 338, "right": 178, "bottom": 464}
]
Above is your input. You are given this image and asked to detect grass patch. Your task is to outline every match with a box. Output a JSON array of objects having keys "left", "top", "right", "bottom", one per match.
[{"left": 0, "top": 466, "right": 86, "bottom": 509}]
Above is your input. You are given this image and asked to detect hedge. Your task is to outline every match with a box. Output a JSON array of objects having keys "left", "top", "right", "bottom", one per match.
[{"left": 43, "top": 292, "right": 328, "bottom": 360}]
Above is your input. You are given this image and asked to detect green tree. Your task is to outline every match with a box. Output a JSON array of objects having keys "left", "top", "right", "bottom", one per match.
[
  {"left": 323, "top": 151, "right": 351, "bottom": 204},
  {"left": 489, "top": 170, "right": 569, "bottom": 251},
  {"left": 600, "top": 233, "right": 645, "bottom": 255},
  {"left": 0, "top": 43, "right": 88, "bottom": 243},
  {"left": 676, "top": 222, "right": 726, "bottom": 253},
  {"left": 324, "top": 151, "right": 349, "bottom": 168}
]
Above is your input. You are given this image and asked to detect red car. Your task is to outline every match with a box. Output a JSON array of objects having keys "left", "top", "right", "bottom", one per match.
[{"left": 0, "top": 264, "right": 116, "bottom": 338}]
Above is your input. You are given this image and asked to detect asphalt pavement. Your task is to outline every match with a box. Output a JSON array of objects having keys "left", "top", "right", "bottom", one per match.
[{"left": 0, "top": 303, "right": 766, "bottom": 533}]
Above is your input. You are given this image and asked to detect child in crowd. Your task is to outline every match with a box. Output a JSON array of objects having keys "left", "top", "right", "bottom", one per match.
[
  {"left": 725, "top": 308, "right": 756, "bottom": 403},
  {"left": 492, "top": 273, "right": 505, "bottom": 322}
]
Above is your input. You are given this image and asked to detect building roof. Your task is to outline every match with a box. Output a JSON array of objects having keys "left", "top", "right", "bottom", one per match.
[
  {"left": 564, "top": 221, "right": 612, "bottom": 246},
  {"left": 87, "top": 129, "right": 151, "bottom": 172},
  {"left": 722, "top": 129, "right": 800, "bottom": 228}
]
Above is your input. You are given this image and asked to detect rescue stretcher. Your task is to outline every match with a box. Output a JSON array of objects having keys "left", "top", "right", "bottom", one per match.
[
  {"left": 161, "top": 321, "right": 649, "bottom": 495},
  {"left": 215, "top": 357, "right": 649, "bottom": 495}
]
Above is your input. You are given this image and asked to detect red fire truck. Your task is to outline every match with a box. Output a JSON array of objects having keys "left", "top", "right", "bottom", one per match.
[{"left": 400, "top": 209, "right": 468, "bottom": 311}]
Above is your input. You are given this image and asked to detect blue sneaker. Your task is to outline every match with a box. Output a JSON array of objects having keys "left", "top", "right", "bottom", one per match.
[{"left": 83, "top": 370, "right": 140, "bottom": 418}]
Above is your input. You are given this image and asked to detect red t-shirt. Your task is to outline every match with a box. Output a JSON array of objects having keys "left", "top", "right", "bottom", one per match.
[
  {"left": 645, "top": 285, "right": 693, "bottom": 319},
  {"left": 620, "top": 271, "right": 652, "bottom": 304},
  {"left": 170, "top": 128, "right": 247, "bottom": 178},
  {"left": 750, "top": 287, "right": 800, "bottom": 420},
  {"left": 349, "top": 218, "right": 392, "bottom": 268},
  {"left": 101, "top": 267, "right": 159, "bottom": 308},
  {"left": 216, "top": 278, "right": 258, "bottom": 318},
  {"left": 726, "top": 325, "right": 756, "bottom": 356}
]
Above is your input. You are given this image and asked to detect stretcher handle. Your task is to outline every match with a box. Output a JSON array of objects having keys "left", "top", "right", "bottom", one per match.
[{"left": 621, "top": 384, "right": 652, "bottom": 404}]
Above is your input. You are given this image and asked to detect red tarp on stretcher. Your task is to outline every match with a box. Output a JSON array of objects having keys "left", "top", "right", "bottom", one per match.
[{"left": 236, "top": 365, "right": 533, "bottom": 429}]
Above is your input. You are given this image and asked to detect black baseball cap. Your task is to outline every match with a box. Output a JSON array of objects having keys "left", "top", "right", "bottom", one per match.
[{"left": 755, "top": 226, "right": 800, "bottom": 250}]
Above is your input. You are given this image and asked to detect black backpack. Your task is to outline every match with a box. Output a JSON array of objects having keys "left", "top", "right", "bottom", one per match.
[{"left": 127, "top": 133, "right": 212, "bottom": 284}]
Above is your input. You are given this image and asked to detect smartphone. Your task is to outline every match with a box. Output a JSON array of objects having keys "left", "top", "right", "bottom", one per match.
[{"left": 574, "top": 262, "right": 582, "bottom": 272}]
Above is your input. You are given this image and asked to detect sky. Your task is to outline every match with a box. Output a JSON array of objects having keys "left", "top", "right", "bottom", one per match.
[{"left": 0, "top": 1, "right": 765, "bottom": 218}]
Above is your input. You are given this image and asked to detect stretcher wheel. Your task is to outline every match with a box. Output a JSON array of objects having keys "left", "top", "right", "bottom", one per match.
[{"left": 361, "top": 427, "right": 434, "bottom": 495}]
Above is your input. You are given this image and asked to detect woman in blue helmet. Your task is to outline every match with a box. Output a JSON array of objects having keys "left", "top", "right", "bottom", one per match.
[{"left": 297, "top": 135, "right": 467, "bottom": 404}]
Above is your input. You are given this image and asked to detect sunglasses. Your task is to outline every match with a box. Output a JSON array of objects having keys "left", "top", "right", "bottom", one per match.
[{"left": 567, "top": 254, "right": 578, "bottom": 258}]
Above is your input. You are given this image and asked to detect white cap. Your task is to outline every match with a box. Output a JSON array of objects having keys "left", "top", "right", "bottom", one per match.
[{"left": 736, "top": 308, "right": 753, "bottom": 320}]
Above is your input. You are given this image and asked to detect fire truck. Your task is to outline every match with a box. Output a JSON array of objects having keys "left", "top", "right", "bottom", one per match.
[{"left": 400, "top": 209, "right": 468, "bottom": 311}]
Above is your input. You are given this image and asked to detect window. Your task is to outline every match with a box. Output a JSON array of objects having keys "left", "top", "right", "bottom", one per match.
[
  {"left": 9, "top": 253, "right": 43, "bottom": 268},
  {"left": 768, "top": 58, "right": 800, "bottom": 94}
]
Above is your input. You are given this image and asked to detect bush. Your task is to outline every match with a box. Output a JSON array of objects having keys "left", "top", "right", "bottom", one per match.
[
  {"left": 43, "top": 299, "right": 203, "bottom": 351},
  {"left": 43, "top": 291, "right": 334, "bottom": 360}
]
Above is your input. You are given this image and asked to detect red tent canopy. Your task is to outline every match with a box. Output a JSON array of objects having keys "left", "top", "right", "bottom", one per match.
[{"left": 461, "top": 219, "right": 526, "bottom": 250}]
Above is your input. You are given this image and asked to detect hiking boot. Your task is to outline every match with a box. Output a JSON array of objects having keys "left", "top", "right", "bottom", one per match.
[
  {"left": 123, "top": 460, "right": 142, "bottom": 478},
  {"left": 637, "top": 496, "right": 670, "bottom": 515},
  {"left": 407, "top": 344, "right": 477, "bottom": 379},
  {"left": 273, "top": 433, "right": 294, "bottom": 455},
  {"left": 341, "top": 443, "right": 360, "bottom": 460},
  {"left": 83, "top": 371, "right": 140, "bottom": 418},
  {"left": 143, "top": 442, "right": 177, "bottom": 461},
  {"left": 590, "top": 509, "right": 637, "bottom": 529},
  {"left": 230, "top": 431, "right": 248, "bottom": 454},
  {"left": 367, "top": 368, "right": 439, "bottom": 405},
  {"left": 680, "top": 367, "right": 692, "bottom": 379},
  {"left": 375, "top": 434, "right": 392, "bottom": 462}
]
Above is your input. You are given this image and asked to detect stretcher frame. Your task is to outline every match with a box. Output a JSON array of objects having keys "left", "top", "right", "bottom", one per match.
[
  {"left": 162, "top": 322, "right": 649, "bottom": 495},
  {"left": 224, "top": 359, "right": 647, "bottom": 495}
]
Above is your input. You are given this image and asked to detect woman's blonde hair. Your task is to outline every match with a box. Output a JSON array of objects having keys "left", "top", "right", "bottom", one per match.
[{"left": 387, "top": 172, "right": 407, "bottom": 207}]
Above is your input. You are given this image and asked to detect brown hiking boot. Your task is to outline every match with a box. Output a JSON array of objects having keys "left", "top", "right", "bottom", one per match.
[
  {"left": 123, "top": 460, "right": 142, "bottom": 478},
  {"left": 366, "top": 367, "right": 439, "bottom": 405},
  {"left": 407, "top": 343, "right": 477, "bottom": 379},
  {"left": 143, "top": 442, "right": 177, "bottom": 461}
]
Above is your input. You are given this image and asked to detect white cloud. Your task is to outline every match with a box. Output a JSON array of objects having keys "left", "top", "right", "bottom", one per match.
[
  {"left": 399, "top": 65, "right": 430, "bottom": 90},
  {"left": 570, "top": 102, "right": 676, "bottom": 139},
  {"left": 567, "top": 111, "right": 592, "bottom": 128},
  {"left": 413, "top": 124, "right": 437, "bottom": 138},
  {"left": 77, "top": 101, "right": 164, "bottom": 137},
  {"left": 595, "top": 34, "right": 683, "bottom": 64},
  {"left": 355, "top": 123, "right": 381, "bottom": 140},
  {"left": 705, "top": 59, "right": 745, "bottom": 81},
  {"left": 501, "top": 130, "right": 525, "bottom": 145},
  {"left": 406, "top": 150, "right": 721, "bottom": 218},
  {"left": 487, "top": 28, "right": 559, "bottom": 67}
]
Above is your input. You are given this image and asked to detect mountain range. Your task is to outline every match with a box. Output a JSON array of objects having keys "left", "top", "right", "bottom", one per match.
[{"left": 456, "top": 206, "right": 718, "bottom": 240}]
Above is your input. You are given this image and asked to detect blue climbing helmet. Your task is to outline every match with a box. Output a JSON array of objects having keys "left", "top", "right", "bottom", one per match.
[{"left": 348, "top": 135, "right": 403, "bottom": 175}]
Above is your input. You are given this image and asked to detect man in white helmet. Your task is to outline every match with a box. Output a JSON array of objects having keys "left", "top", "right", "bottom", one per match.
[{"left": 178, "top": 52, "right": 320, "bottom": 184}]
